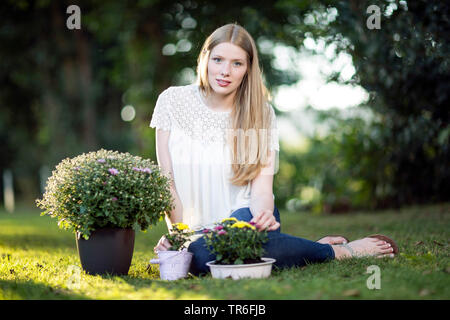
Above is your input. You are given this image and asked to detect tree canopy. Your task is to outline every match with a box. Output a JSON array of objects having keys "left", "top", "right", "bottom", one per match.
[{"left": 1, "top": 0, "right": 448, "bottom": 211}]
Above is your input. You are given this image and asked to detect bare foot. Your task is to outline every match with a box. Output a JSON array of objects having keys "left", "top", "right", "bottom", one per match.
[
  {"left": 333, "top": 237, "right": 396, "bottom": 260},
  {"left": 317, "top": 236, "right": 348, "bottom": 245}
]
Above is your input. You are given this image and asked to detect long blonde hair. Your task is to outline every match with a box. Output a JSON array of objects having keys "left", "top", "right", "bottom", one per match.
[{"left": 196, "top": 23, "right": 274, "bottom": 186}]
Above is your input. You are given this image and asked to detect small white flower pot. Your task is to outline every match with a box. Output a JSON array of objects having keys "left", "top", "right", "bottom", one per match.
[
  {"left": 149, "top": 249, "right": 193, "bottom": 280},
  {"left": 206, "top": 258, "right": 276, "bottom": 280}
]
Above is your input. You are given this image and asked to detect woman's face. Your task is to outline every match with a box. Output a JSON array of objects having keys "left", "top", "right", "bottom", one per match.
[{"left": 207, "top": 42, "right": 248, "bottom": 96}]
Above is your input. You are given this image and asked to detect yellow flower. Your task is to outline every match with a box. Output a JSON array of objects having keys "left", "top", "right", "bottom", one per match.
[
  {"left": 230, "top": 221, "right": 256, "bottom": 230},
  {"left": 221, "top": 217, "right": 238, "bottom": 223},
  {"left": 173, "top": 223, "right": 189, "bottom": 231}
]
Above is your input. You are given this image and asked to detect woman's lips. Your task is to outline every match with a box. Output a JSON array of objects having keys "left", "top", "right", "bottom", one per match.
[{"left": 216, "top": 79, "right": 231, "bottom": 87}]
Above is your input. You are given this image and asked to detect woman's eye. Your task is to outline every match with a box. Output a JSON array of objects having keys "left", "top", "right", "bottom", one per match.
[{"left": 212, "top": 58, "right": 242, "bottom": 66}]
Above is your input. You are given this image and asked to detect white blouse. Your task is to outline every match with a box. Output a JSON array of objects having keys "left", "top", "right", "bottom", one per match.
[{"left": 149, "top": 83, "right": 279, "bottom": 232}]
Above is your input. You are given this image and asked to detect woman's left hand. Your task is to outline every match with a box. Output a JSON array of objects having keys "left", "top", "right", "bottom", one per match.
[{"left": 250, "top": 209, "right": 280, "bottom": 232}]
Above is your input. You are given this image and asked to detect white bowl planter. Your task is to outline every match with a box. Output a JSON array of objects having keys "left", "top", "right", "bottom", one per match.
[{"left": 206, "top": 258, "right": 276, "bottom": 280}]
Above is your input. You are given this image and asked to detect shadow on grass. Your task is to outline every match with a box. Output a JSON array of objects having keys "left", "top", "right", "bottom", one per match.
[
  {"left": 0, "top": 233, "right": 76, "bottom": 251},
  {"left": 83, "top": 264, "right": 216, "bottom": 299},
  {"left": 0, "top": 279, "right": 90, "bottom": 300}
]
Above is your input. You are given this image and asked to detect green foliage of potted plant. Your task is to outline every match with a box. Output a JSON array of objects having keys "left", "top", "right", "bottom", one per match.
[
  {"left": 36, "top": 149, "right": 173, "bottom": 275},
  {"left": 164, "top": 222, "right": 195, "bottom": 251},
  {"left": 149, "top": 222, "right": 194, "bottom": 280},
  {"left": 203, "top": 217, "right": 276, "bottom": 279}
]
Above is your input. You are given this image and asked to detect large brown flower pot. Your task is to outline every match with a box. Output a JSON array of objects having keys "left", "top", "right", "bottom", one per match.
[{"left": 76, "top": 228, "right": 135, "bottom": 276}]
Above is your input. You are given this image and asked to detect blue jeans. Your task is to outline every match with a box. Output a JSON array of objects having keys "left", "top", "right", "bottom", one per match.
[{"left": 187, "top": 206, "right": 335, "bottom": 275}]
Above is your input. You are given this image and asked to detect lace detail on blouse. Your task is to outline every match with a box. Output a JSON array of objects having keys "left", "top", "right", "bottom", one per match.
[{"left": 149, "top": 84, "right": 279, "bottom": 150}]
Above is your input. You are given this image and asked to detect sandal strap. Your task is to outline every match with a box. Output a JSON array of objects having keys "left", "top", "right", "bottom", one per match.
[{"left": 340, "top": 243, "right": 355, "bottom": 257}]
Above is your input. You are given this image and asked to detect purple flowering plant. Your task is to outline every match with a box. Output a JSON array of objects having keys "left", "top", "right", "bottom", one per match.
[
  {"left": 36, "top": 149, "right": 174, "bottom": 239},
  {"left": 203, "top": 217, "right": 269, "bottom": 265}
]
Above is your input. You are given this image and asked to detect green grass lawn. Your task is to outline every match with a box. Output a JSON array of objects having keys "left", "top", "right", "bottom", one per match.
[{"left": 1, "top": 203, "right": 449, "bottom": 300}]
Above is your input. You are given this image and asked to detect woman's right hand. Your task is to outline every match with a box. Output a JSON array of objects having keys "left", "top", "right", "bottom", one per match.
[{"left": 154, "top": 235, "right": 172, "bottom": 253}]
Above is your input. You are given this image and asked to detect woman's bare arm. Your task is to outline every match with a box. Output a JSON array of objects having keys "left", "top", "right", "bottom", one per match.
[
  {"left": 155, "top": 129, "right": 184, "bottom": 229},
  {"left": 250, "top": 150, "right": 280, "bottom": 231}
]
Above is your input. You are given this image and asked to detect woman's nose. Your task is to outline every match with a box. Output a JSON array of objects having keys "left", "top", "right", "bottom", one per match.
[{"left": 221, "top": 63, "right": 230, "bottom": 76}]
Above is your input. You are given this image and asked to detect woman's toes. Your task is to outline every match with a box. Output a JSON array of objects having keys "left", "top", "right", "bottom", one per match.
[
  {"left": 381, "top": 247, "right": 393, "bottom": 254},
  {"left": 377, "top": 253, "right": 395, "bottom": 259},
  {"left": 369, "top": 238, "right": 384, "bottom": 245}
]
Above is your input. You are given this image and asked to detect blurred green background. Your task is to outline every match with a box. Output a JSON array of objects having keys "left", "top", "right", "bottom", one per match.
[{"left": 0, "top": 0, "right": 448, "bottom": 214}]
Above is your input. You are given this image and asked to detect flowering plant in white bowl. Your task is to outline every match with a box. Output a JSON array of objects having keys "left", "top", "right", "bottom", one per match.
[{"left": 203, "top": 217, "right": 269, "bottom": 265}]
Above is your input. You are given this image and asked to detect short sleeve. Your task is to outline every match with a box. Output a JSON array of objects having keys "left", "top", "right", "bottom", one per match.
[
  {"left": 149, "top": 89, "right": 172, "bottom": 131},
  {"left": 269, "top": 105, "right": 280, "bottom": 152}
]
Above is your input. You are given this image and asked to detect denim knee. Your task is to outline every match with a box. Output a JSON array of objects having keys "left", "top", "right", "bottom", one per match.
[
  {"left": 230, "top": 207, "right": 253, "bottom": 221},
  {"left": 230, "top": 206, "right": 281, "bottom": 233}
]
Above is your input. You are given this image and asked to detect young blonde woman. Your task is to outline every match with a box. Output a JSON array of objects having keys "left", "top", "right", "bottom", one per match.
[{"left": 150, "top": 23, "right": 398, "bottom": 275}]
